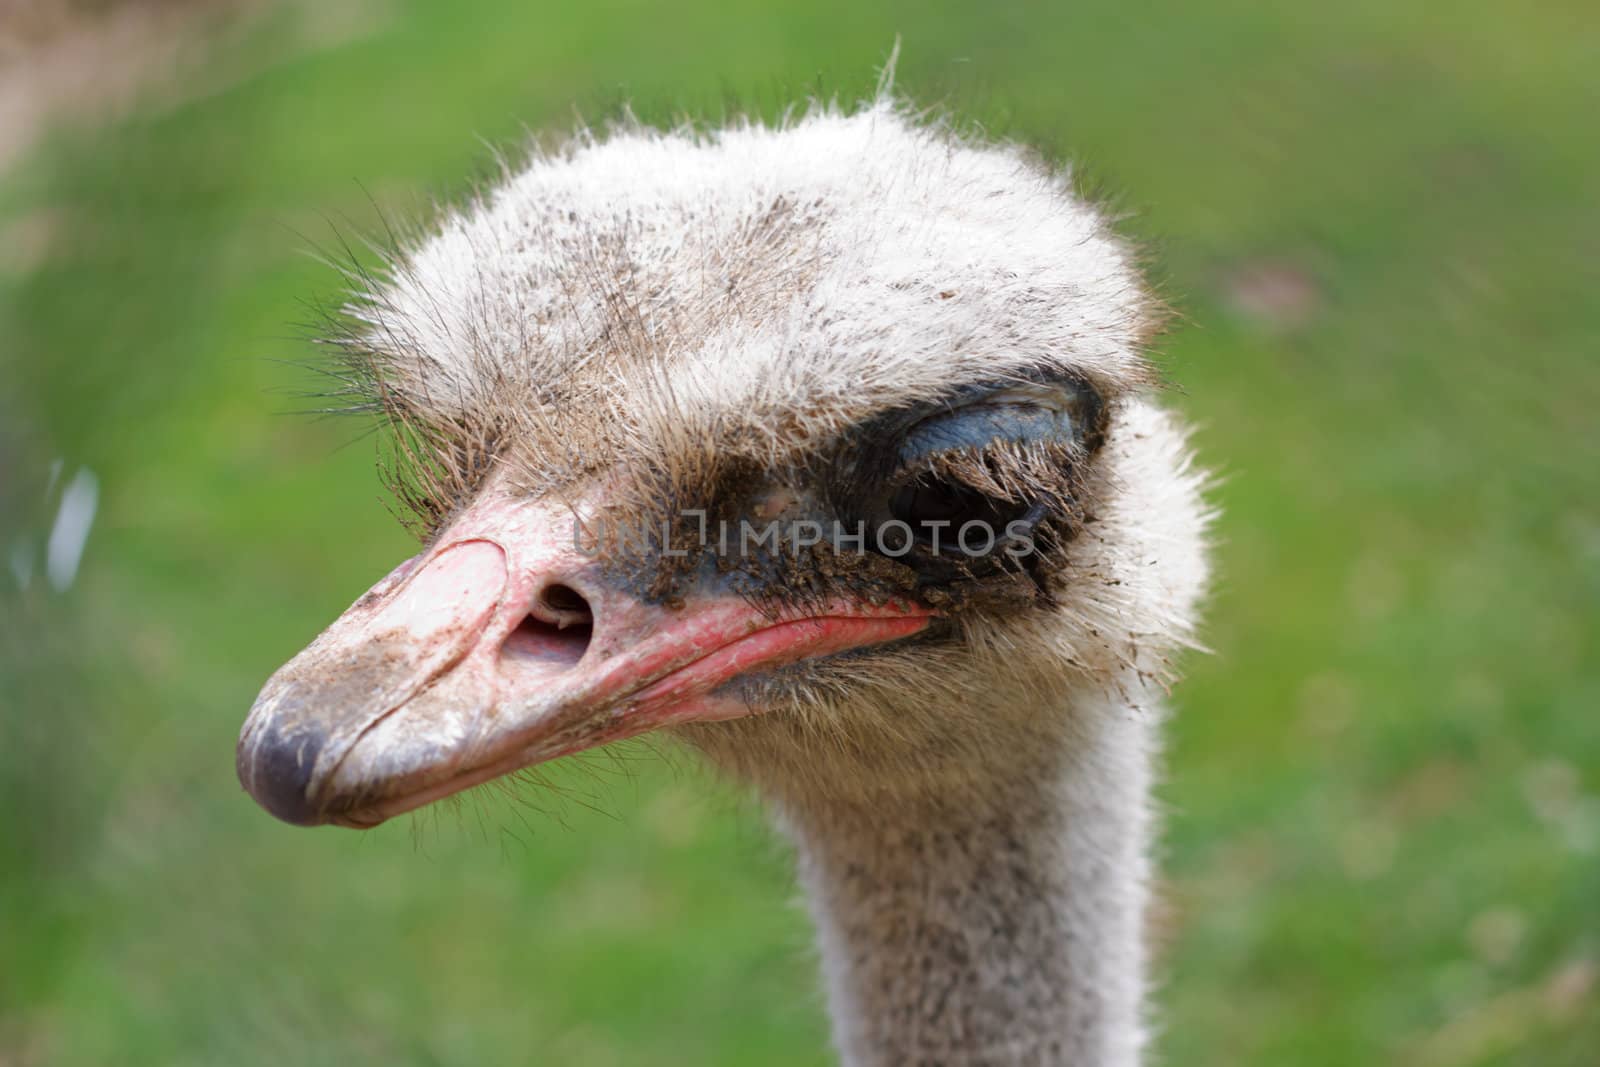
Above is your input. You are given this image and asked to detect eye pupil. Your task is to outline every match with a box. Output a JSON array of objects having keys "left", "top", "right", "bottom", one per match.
[
  {"left": 885, "top": 475, "right": 1027, "bottom": 558},
  {"left": 890, "top": 477, "right": 977, "bottom": 526}
]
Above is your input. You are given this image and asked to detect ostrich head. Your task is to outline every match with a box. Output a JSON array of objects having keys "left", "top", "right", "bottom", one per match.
[{"left": 236, "top": 98, "right": 1209, "bottom": 830}]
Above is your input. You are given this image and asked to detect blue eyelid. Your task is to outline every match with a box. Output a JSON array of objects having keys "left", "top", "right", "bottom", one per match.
[{"left": 896, "top": 385, "right": 1088, "bottom": 465}]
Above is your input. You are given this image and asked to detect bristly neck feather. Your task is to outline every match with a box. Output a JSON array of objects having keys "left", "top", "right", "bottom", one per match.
[{"left": 768, "top": 689, "right": 1156, "bottom": 1067}]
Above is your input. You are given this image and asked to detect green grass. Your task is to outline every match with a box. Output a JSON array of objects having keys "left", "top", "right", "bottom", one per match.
[{"left": 2, "top": 1, "right": 1596, "bottom": 1063}]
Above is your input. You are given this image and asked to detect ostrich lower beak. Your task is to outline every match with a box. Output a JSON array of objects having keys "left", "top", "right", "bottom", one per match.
[{"left": 236, "top": 489, "right": 931, "bottom": 828}]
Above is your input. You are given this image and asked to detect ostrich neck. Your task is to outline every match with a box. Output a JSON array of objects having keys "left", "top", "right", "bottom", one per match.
[{"left": 772, "top": 696, "right": 1156, "bottom": 1067}]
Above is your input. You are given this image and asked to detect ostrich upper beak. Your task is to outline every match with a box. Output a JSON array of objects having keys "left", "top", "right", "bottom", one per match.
[{"left": 236, "top": 487, "right": 931, "bottom": 828}]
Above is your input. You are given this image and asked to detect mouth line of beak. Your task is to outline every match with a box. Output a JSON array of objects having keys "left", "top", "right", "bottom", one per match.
[{"left": 327, "top": 609, "right": 932, "bottom": 828}]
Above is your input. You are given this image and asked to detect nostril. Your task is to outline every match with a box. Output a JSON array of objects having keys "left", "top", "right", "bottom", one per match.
[
  {"left": 539, "top": 583, "right": 592, "bottom": 624},
  {"left": 502, "top": 581, "right": 594, "bottom": 670}
]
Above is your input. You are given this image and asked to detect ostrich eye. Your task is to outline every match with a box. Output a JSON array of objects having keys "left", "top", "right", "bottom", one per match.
[
  {"left": 889, "top": 477, "right": 979, "bottom": 524},
  {"left": 861, "top": 378, "right": 1103, "bottom": 569},
  {"left": 887, "top": 474, "right": 1023, "bottom": 535}
]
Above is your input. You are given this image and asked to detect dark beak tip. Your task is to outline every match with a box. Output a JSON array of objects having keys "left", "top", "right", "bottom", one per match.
[{"left": 238, "top": 722, "right": 330, "bottom": 827}]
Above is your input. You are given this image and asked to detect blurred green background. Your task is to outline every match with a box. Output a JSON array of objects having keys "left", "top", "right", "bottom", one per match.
[{"left": 2, "top": 1, "right": 1596, "bottom": 1064}]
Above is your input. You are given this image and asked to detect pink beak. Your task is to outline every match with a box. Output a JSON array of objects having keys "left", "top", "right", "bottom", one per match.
[{"left": 236, "top": 487, "right": 932, "bottom": 827}]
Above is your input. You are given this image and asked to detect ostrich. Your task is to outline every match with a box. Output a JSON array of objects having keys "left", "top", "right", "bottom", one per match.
[{"left": 236, "top": 93, "right": 1210, "bottom": 1066}]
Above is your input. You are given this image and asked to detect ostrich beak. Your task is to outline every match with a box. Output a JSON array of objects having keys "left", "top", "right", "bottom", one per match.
[{"left": 236, "top": 488, "right": 931, "bottom": 828}]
